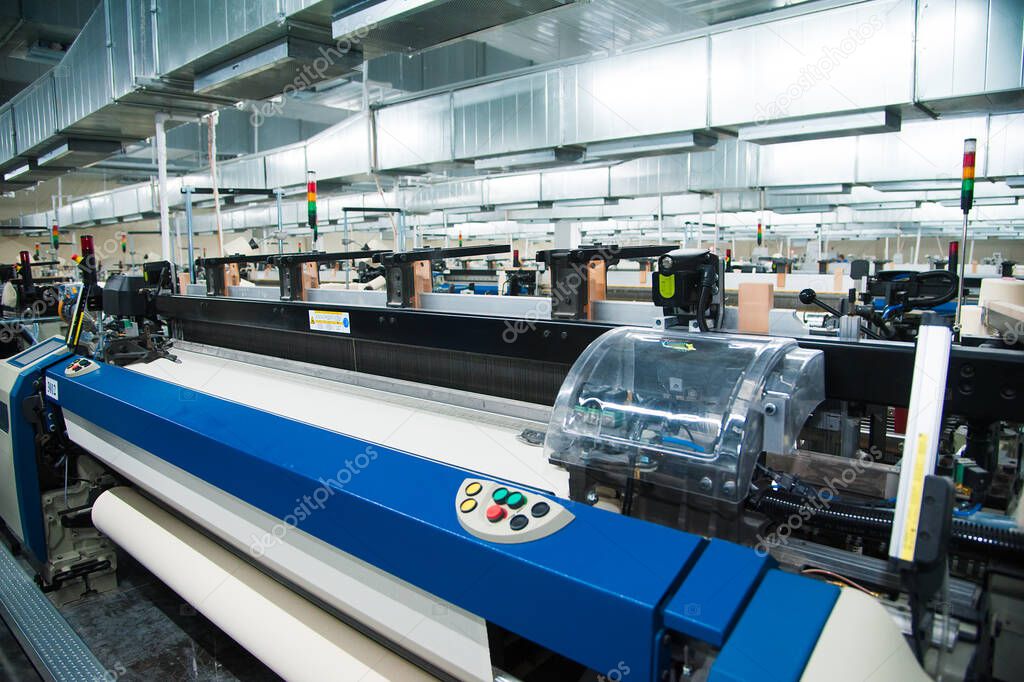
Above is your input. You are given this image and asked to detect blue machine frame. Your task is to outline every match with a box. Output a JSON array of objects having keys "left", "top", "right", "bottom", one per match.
[
  {"left": 4, "top": 337, "right": 73, "bottom": 562},
  {"left": 41, "top": 355, "right": 840, "bottom": 681}
]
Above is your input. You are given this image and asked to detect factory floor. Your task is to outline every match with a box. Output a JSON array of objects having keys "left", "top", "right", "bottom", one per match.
[
  {"left": 14, "top": 548, "right": 282, "bottom": 681},
  {"left": 0, "top": 617, "right": 39, "bottom": 681}
]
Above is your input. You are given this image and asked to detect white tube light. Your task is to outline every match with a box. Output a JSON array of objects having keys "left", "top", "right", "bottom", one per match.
[
  {"left": 738, "top": 109, "right": 900, "bottom": 144},
  {"left": 4, "top": 164, "right": 31, "bottom": 181},
  {"left": 767, "top": 184, "right": 852, "bottom": 195}
]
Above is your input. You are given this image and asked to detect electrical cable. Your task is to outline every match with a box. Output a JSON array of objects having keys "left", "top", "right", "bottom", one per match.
[{"left": 800, "top": 568, "right": 879, "bottom": 596}]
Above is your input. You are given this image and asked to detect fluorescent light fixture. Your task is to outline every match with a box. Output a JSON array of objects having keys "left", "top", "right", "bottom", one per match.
[
  {"left": 938, "top": 197, "right": 1018, "bottom": 207},
  {"left": 772, "top": 204, "right": 837, "bottom": 214},
  {"left": 232, "top": 194, "right": 271, "bottom": 204},
  {"left": 493, "top": 201, "right": 553, "bottom": 211},
  {"left": 739, "top": 108, "right": 900, "bottom": 145},
  {"left": 4, "top": 164, "right": 31, "bottom": 181},
  {"left": 121, "top": 214, "right": 144, "bottom": 222},
  {"left": 585, "top": 132, "right": 717, "bottom": 160},
  {"left": 98, "top": 218, "right": 118, "bottom": 225},
  {"left": 873, "top": 180, "right": 963, "bottom": 192},
  {"left": 38, "top": 143, "right": 72, "bottom": 166},
  {"left": 25, "top": 43, "right": 65, "bottom": 65},
  {"left": 38, "top": 139, "right": 122, "bottom": 167},
  {"left": 553, "top": 198, "right": 619, "bottom": 208},
  {"left": 1005, "top": 176, "right": 1024, "bottom": 188},
  {"left": 849, "top": 201, "right": 919, "bottom": 210},
  {"left": 441, "top": 206, "right": 484, "bottom": 215},
  {"left": 767, "top": 184, "right": 852, "bottom": 195},
  {"left": 475, "top": 148, "right": 583, "bottom": 172}
]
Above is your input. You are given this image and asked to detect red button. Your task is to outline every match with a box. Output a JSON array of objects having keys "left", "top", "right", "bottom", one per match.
[{"left": 486, "top": 505, "right": 507, "bottom": 523}]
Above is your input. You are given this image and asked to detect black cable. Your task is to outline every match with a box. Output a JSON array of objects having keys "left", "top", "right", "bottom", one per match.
[
  {"left": 751, "top": 489, "right": 1024, "bottom": 563},
  {"left": 696, "top": 285, "right": 712, "bottom": 332}
]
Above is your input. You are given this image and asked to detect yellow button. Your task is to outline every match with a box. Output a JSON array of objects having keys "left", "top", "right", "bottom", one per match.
[
  {"left": 465, "top": 482, "right": 483, "bottom": 497},
  {"left": 460, "top": 499, "right": 478, "bottom": 514}
]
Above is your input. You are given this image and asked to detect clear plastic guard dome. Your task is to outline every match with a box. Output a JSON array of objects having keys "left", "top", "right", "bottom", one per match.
[{"left": 544, "top": 328, "right": 824, "bottom": 503}]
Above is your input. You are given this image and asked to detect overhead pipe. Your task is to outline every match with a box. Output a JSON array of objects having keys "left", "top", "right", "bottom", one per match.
[
  {"left": 207, "top": 111, "right": 225, "bottom": 257},
  {"left": 155, "top": 112, "right": 171, "bottom": 263}
]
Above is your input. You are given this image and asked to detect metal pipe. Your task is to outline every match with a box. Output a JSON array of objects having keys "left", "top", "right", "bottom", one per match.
[
  {"left": 343, "top": 210, "right": 350, "bottom": 284},
  {"left": 275, "top": 189, "right": 284, "bottom": 255},
  {"left": 155, "top": 112, "right": 172, "bottom": 261},
  {"left": 185, "top": 186, "right": 196, "bottom": 281},
  {"left": 955, "top": 212, "right": 969, "bottom": 333},
  {"left": 207, "top": 112, "right": 225, "bottom": 257}
]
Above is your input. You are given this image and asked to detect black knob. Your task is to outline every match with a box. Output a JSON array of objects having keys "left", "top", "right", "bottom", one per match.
[{"left": 799, "top": 289, "right": 817, "bottom": 305}]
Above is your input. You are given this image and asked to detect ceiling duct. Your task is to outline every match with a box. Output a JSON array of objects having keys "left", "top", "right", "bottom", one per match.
[
  {"left": 332, "top": 0, "right": 579, "bottom": 56},
  {"left": 194, "top": 31, "right": 362, "bottom": 101}
]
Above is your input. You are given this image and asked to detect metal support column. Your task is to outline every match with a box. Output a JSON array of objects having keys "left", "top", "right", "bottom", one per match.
[{"left": 184, "top": 186, "right": 196, "bottom": 281}]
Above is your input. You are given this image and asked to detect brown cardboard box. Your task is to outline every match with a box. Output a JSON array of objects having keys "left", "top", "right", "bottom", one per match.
[{"left": 738, "top": 282, "right": 774, "bottom": 334}]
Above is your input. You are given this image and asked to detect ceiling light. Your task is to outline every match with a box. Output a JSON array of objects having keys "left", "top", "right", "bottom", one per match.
[
  {"left": 585, "top": 132, "right": 717, "bottom": 160},
  {"left": 4, "top": 164, "right": 31, "bottom": 181},
  {"left": 767, "top": 184, "right": 852, "bottom": 195},
  {"left": 475, "top": 148, "right": 583, "bottom": 172},
  {"left": 739, "top": 108, "right": 900, "bottom": 144},
  {"left": 873, "top": 180, "right": 963, "bottom": 192},
  {"left": 553, "top": 198, "right": 619, "bottom": 208},
  {"left": 849, "top": 201, "right": 919, "bottom": 210}
]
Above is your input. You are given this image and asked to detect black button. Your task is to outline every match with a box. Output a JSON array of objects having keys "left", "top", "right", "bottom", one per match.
[
  {"left": 79, "top": 359, "right": 91, "bottom": 366},
  {"left": 510, "top": 515, "right": 529, "bottom": 531},
  {"left": 531, "top": 502, "right": 550, "bottom": 518}
]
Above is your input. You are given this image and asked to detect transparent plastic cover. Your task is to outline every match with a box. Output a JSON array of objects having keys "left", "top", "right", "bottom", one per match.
[{"left": 545, "top": 328, "right": 824, "bottom": 503}]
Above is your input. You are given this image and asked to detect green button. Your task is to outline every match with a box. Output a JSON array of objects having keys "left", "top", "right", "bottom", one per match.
[
  {"left": 492, "top": 487, "right": 509, "bottom": 505},
  {"left": 507, "top": 492, "right": 526, "bottom": 510}
]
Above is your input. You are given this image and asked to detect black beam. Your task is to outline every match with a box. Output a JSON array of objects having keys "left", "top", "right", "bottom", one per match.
[
  {"left": 181, "top": 187, "right": 278, "bottom": 197},
  {"left": 196, "top": 253, "right": 298, "bottom": 268},
  {"left": 154, "top": 296, "right": 1024, "bottom": 422},
  {"left": 379, "top": 245, "right": 510, "bottom": 265},
  {"left": 268, "top": 250, "right": 389, "bottom": 266}
]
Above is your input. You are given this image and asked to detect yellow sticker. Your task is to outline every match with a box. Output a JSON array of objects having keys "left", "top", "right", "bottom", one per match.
[
  {"left": 658, "top": 274, "right": 676, "bottom": 299},
  {"left": 899, "top": 433, "right": 930, "bottom": 561}
]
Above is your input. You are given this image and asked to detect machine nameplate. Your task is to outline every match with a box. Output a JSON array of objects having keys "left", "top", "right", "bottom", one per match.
[{"left": 45, "top": 376, "right": 58, "bottom": 400}]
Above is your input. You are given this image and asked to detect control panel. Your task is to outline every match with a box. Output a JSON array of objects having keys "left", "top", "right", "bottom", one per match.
[
  {"left": 456, "top": 478, "right": 573, "bottom": 544},
  {"left": 64, "top": 359, "right": 100, "bottom": 378}
]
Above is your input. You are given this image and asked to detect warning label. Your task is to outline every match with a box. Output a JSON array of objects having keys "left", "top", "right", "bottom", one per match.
[{"left": 308, "top": 310, "right": 351, "bottom": 335}]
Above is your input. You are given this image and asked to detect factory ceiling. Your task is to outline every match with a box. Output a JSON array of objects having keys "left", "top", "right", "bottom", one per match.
[{"left": 0, "top": 0, "right": 1020, "bottom": 241}]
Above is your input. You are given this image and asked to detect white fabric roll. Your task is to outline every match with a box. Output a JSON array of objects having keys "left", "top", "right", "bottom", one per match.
[
  {"left": 1, "top": 281, "right": 18, "bottom": 309},
  {"left": 92, "top": 488, "right": 435, "bottom": 682}
]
